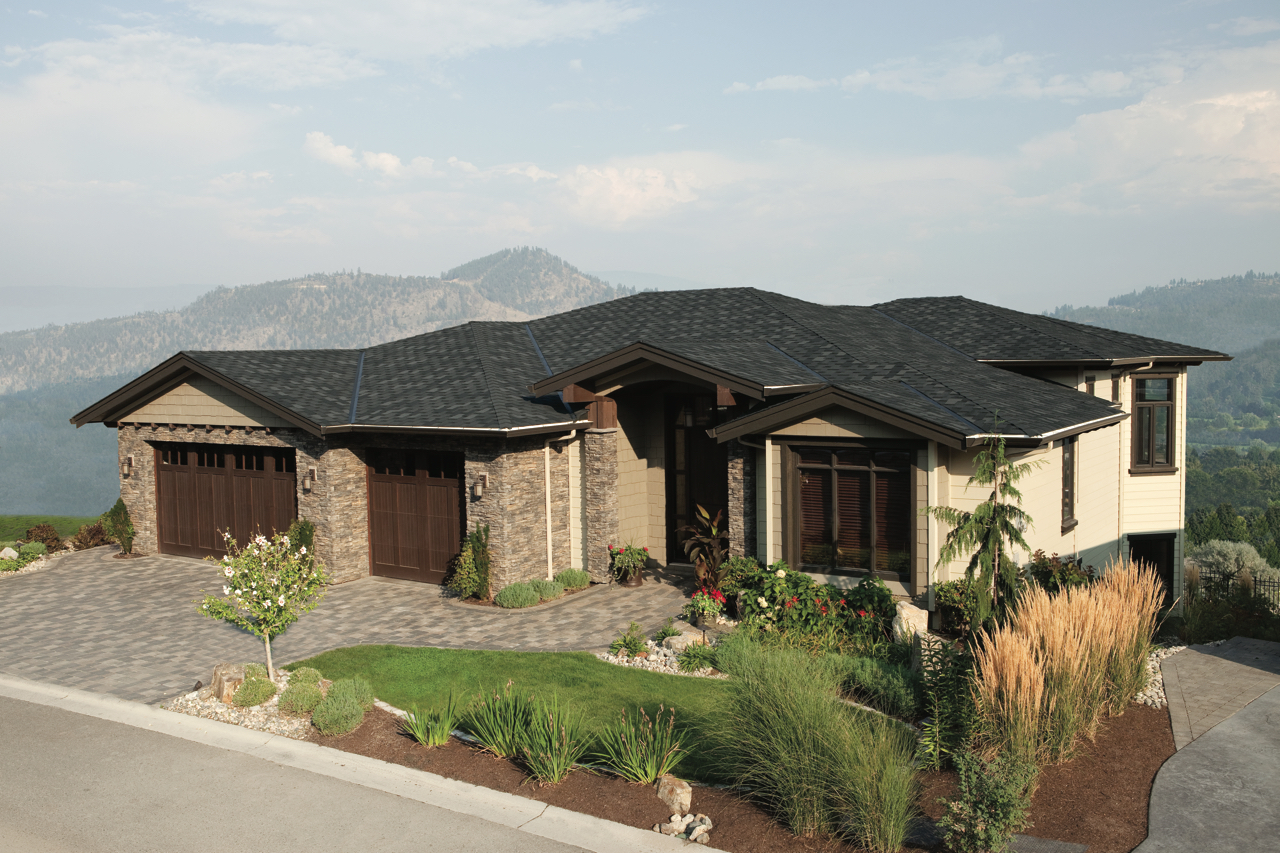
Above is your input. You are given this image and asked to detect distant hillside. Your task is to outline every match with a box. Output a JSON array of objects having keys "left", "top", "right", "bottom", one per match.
[
  {"left": 1048, "top": 270, "right": 1280, "bottom": 354},
  {"left": 0, "top": 247, "right": 630, "bottom": 395},
  {"left": 0, "top": 247, "right": 631, "bottom": 514}
]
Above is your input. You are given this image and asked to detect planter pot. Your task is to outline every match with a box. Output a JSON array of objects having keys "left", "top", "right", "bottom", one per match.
[{"left": 618, "top": 572, "right": 644, "bottom": 588}]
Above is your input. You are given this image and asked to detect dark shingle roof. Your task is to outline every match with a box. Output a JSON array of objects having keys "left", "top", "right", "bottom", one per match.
[{"left": 148, "top": 288, "right": 1225, "bottom": 440}]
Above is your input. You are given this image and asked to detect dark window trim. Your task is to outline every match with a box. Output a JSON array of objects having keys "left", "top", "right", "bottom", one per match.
[{"left": 1131, "top": 373, "right": 1177, "bottom": 473}]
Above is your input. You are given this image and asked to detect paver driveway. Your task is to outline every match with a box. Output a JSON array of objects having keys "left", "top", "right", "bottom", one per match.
[{"left": 0, "top": 547, "right": 689, "bottom": 704}]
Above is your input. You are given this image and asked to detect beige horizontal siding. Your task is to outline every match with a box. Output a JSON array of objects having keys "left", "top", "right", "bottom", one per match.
[{"left": 125, "top": 376, "right": 291, "bottom": 427}]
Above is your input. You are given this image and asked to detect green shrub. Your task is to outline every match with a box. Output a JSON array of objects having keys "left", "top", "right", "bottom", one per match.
[
  {"left": 232, "top": 677, "right": 278, "bottom": 707},
  {"left": 717, "top": 639, "right": 918, "bottom": 850},
  {"left": 938, "top": 751, "right": 1038, "bottom": 853},
  {"left": 595, "top": 705, "right": 684, "bottom": 784},
  {"left": 494, "top": 582, "right": 539, "bottom": 609},
  {"left": 529, "top": 579, "right": 565, "bottom": 601},
  {"left": 737, "top": 562, "right": 894, "bottom": 649},
  {"left": 244, "top": 662, "right": 269, "bottom": 681},
  {"left": 312, "top": 694, "right": 365, "bottom": 736},
  {"left": 935, "top": 578, "right": 981, "bottom": 632},
  {"left": 554, "top": 569, "right": 590, "bottom": 591},
  {"left": 522, "top": 695, "right": 590, "bottom": 785},
  {"left": 1189, "top": 539, "right": 1279, "bottom": 583},
  {"left": 102, "top": 498, "right": 135, "bottom": 554},
  {"left": 285, "top": 517, "right": 316, "bottom": 555},
  {"left": 465, "top": 680, "right": 531, "bottom": 758},
  {"left": 446, "top": 525, "right": 491, "bottom": 600},
  {"left": 608, "top": 621, "right": 647, "bottom": 656},
  {"left": 1026, "top": 549, "right": 1094, "bottom": 594},
  {"left": 678, "top": 642, "right": 717, "bottom": 672},
  {"left": 289, "top": 666, "right": 323, "bottom": 687},
  {"left": 328, "top": 677, "right": 375, "bottom": 711},
  {"left": 720, "top": 555, "right": 761, "bottom": 596},
  {"left": 403, "top": 692, "right": 461, "bottom": 747},
  {"left": 844, "top": 657, "right": 922, "bottom": 719},
  {"left": 652, "top": 616, "right": 681, "bottom": 643},
  {"left": 278, "top": 681, "right": 323, "bottom": 716},
  {"left": 18, "top": 542, "right": 47, "bottom": 557}
]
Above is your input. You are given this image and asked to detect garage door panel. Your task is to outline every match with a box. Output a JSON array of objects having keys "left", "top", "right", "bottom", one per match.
[{"left": 367, "top": 451, "right": 462, "bottom": 584}]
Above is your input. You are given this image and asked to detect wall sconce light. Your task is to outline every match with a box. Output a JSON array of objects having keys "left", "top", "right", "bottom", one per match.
[
  {"left": 472, "top": 473, "right": 489, "bottom": 500},
  {"left": 120, "top": 455, "right": 134, "bottom": 477},
  {"left": 302, "top": 467, "right": 317, "bottom": 491}
]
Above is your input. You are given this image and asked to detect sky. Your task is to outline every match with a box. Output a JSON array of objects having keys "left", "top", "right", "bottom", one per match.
[{"left": 3, "top": 1, "right": 1279, "bottom": 312}]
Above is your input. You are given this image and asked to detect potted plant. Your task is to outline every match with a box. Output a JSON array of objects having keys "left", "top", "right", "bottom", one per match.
[
  {"left": 677, "top": 504, "right": 730, "bottom": 591},
  {"left": 682, "top": 586, "right": 726, "bottom": 629},
  {"left": 609, "top": 543, "right": 648, "bottom": 587}
]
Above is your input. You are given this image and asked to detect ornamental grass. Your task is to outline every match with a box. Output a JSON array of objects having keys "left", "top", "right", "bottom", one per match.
[{"left": 972, "top": 559, "right": 1163, "bottom": 764}]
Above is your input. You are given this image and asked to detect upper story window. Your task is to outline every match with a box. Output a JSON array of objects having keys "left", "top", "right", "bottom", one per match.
[
  {"left": 1085, "top": 375, "right": 1096, "bottom": 396},
  {"left": 1061, "top": 436, "right": 1077, "bottom": 531},
  {"left": 1132, "top": 376, "right": 1176, "bottom": 473}
]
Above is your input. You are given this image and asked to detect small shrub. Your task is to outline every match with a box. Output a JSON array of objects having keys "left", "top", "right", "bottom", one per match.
[
  {"left": 328, "top": 677, "right": 375, "bottom": 711},
  {"left": 465, "top": 680, "right": 531, "bottom": 758},
  {"left": 935, "top": 578, "right": 981, "bottom": 632},
  {"left": 554, "top": 569, "right": 590, "bottom": 591},
  {"left": 844, "top": 657, "right": 922, "bottom": 719},
  {"left": 446, "top": 525, "right": 491, "bottom": 600},
  {"left": 312, "top": 694, "right": 365, "bottom": 736},
  {"left": 720, "top": 555, "right": 761, "bottom": 596},
  {"left": 494, "top": 582, "right": 539, "bottom": 609},
  {"left": 938, "top": 751, "right": 1038, "bottom": 853},
  {"left": 609, "top": 620, "right": 647, "bottom": 656},
  {"left": 652, "top": 616, "right": 681, "bottom": 643},
  {"left": 102, "top": 498, "right": 135, "bottom": 554},
  {"left": 1027, "top": 550, "right": 1093, "bottom": 594},
  {"left": 1189, "top": 539, "right": 1279, "bottom": 583},
  {"left": 403, "top": 692, "right": 461, "bottom": 747},
  {"left": 596, "top": 705, "right": 684, "bottom": 784},
  {"left": 278, "top": 681, "right": 323, "bottom": 716},
  {"left": 19, "top": 542, "right": 47, "bottom": 557},
  {"left": 288, "top": 666, "right": 323, "bottom": 687},
  {"left": 244, "top": 662, "right": 269, "bottom": 681},
  {"left": 232, "top": 677, "right": 278, "bottom": 708},
  {"left": 71, "top": 522, "right": 111, "bottom": 551},
  {"left": 529, "top": 579, "right": 565, "bottom": 602},
  {"left": 678, "top": 641, "right": 717, "bottom": 672},
  {"left": 24, "top": 523, "right": 61, "bottom": 552},
  {"left": 284, "top": 517, "right": 316, "bottom": 555},
  {"left": 522, "top": 695, "right": 590, "bottom": 785}
]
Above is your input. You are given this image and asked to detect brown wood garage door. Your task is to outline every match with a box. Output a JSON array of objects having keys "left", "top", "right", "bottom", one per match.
[
  {"left": 156, "top": 443, "right": 297, "bottom": 559},
  {"left": 367, "top": 449, "right": 462, "bottom": 584}
]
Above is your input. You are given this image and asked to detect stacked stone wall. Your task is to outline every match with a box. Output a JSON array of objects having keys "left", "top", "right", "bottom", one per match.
[
  {"left": 727, "top": 439, "right": 747, "bottom": 558},
  {"left": 583, "top": 429, "right": 619, "bottom": 582}
]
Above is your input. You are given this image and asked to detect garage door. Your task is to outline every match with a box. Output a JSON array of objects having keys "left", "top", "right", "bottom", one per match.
[
  {"left": 367, "top": 449, "right": 462, "bottom": 584},
  {"left": 156, "top": 443, "right": 297, "bottom": 559}
]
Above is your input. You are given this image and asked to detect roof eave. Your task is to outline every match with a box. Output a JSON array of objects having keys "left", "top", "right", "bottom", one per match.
[
  {"left": 529, "top": 342, "right": 767, "bottom": 400},
  {"left": 978, "top": 354, "right": 1231, "bottom": 368},
  {"left": 320, "top": 419, "right": 591, "bottom": 438},
  {"left": 963, "top": 410, "right": 1129, "bottom": 448}
]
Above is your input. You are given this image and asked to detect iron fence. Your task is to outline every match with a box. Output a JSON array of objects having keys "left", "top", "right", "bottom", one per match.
[{"left": 1195, "top": 569, "right": 1280, "bottom": 612}]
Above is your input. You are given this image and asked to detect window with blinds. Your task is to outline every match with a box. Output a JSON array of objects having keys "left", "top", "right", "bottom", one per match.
[{"left": 794, "top": 446, "right": 913, "bottom": 581}]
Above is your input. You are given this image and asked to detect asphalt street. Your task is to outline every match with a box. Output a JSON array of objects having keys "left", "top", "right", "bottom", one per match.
[{"left": 0, "top": 694, "right": 589, "bottom": 853}]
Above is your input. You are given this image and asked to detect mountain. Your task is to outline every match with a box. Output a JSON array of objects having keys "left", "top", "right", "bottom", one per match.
[{"left": 0, "top": 248, "right": 632, "bottom": 514}]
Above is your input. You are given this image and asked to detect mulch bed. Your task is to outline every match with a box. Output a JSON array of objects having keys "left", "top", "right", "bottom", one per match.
[{"left": 311, "top": 702, "right": 1175, "bottom": 853}]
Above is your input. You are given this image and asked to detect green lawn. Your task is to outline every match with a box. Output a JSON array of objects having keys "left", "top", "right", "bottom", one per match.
[
  {"left": 288, "top": 644, "right": 729, "bottom": 779},
  {"left": 0, "top": 514, "right": 99, "bottom": 542}
]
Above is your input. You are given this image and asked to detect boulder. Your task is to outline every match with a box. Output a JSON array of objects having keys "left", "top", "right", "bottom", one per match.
[
  {"left": 892, "top": 601, "right": 929, "bottom": 643},
  {"left": 210, "top": 663, "right": 246, "bottom": 704},
  {"left": 662, "top": 633, "right": 704, "bottom": 653},
  {"left": 0, "top": 547, "right": 18, "bottom": 560},
  {"left": 657, "top": 774, "right": 692, "bottom": 815},
  {"left": 689, "top": 825, "right": 708, "bottom": 842}
]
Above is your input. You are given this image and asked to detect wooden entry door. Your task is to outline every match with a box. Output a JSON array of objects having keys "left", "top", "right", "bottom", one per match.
[
  {"left": 666, "top": 395, "right": 728, "bottom": 561},
  {"left": 156, "top": 443, "right": 297, "bottom": 559},
  {"left": 367, "top": 449, "right": 463, "bottom": 584}
]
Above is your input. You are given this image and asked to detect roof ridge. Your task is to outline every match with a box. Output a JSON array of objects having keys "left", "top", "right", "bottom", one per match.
[{"left": 467, "top": 323, "right": 506, "bottom": 428}]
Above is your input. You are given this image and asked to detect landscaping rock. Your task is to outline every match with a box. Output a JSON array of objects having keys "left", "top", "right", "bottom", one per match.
[
  {"left": 662, "top": 632, "right": 704, "bottom": 653},
  {"left": 893, "top": 601, "right": 929, "bottom": 643},
  {"left": 0, "top": 547, "right": 17, "bottom": 559},
  {"left": 210, "top": 663, "right": 246, "bottom": 704},
  {"left": 657, "top": 774, "right": 692, "bottom": 814},
  {"left": 689, "top": 825, "right": 708, "bottom": 842}
]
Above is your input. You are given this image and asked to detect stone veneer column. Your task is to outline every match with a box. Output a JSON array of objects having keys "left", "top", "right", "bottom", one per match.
[
  {"left": 726, "top": 439, "right": 747, "bottom": 558},
  {"left": 582, "top": 428, "right": 619, "bottom": 583},
  {"left": 119, "top": 427, "right": 158, "bottom": 555}
]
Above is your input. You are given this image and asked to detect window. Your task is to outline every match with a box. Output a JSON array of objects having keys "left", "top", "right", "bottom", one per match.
[
  {"left": 1132, "top": 376, "right": 1176, "bottom": 472},
  {"left": 1061, "top": 437, "right": 1077, "bottom": 531},
  {"left": 1085, "top": 375, "right": 1096, "bottom": 396},
  {"left": 793, "top": 446, "right": 913, "bottom": 580},
  {"left": 1111, "top": 374, "right": 1121, "bottom": 404}
]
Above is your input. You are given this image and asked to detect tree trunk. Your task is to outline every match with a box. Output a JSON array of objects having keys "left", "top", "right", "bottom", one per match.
[{"left": 263, "top": 634, "right": 275, "bottom": 680}]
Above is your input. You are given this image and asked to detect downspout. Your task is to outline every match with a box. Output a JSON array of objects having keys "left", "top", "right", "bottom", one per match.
[{"left": 544, "top": 430, "right": 580, "bottom": 580}]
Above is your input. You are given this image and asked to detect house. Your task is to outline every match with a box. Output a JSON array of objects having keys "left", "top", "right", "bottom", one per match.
[{"left": 72, "top": 288, "right": 1228, "bottom": 611}]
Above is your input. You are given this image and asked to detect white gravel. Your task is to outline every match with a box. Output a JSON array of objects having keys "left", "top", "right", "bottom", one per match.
[
  {"left": 1135, "top": 644, "right": 1187, "bottom": 708},
  {"left": 162, "top": 670, "right": 313, "bottom": 739},
  {"left": 0, "top": 555, "right": 53, "bottom": 579},
  {"left": 595, "top": 639, "right": 727, "bottom": 679}
]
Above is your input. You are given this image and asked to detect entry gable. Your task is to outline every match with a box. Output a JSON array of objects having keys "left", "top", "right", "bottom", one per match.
[{"left": 124, "top": 375, "right": 292, "bottom": 428}]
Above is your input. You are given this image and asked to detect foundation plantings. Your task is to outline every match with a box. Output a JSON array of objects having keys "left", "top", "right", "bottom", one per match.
[
  {"left": 595, "top": 705, "right": 684, "bottom": 784},
  {"left": 196, "top": 530, "right": 327, "bottom": 678},
  {"left": 402, "top": 692, "right": 462, "bottom": 747}
]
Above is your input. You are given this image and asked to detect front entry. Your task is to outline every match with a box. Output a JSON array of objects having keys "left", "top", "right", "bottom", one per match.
[
  {"left": 367, "top": 448, "right": 463, "bottom": 584},
  {"left": 1129, "top": 533, "right": 1177, "bottom": 607},
  {"left": 156, "top": 443, "right": 297, "bottom": 559},
  {"left": 666, "top": 395, "right": 729, "bottom": 561}
]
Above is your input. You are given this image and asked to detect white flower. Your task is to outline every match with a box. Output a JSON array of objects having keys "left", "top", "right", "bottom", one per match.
[
  {"left": 757, "top": 596, "right": 767, "bottom": 607},
  {"left": 223, "top": 567, "right": 233, "bottom": 577},
  {"left": 775, "top": 569, "right": 786, "bottom": 578},
  {"left": 299, "top": 546, "right": 306, "bottom": 555},
  {"left": 278, "top": 596, "right": 285, "bottom": 606},
  {"left": 223, "top": 586, "right": 230, "bottom": 595}
]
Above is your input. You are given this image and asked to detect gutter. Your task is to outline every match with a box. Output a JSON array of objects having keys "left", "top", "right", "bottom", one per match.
[
  {"left": 320, "top": 419, "right": 591, "bottom": 437},
  {"left": 963, "top": 410, "right": 1129, "bottom": 448}
]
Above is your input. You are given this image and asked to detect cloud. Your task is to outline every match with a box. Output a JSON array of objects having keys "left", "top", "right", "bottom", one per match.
[
  {"left": 304, "top": 133, "right": 441, "bottom": 178},
  {"left": 209, "top": 170, "right": 273, "bottom": 192},
  {"left": 186, "top": 0, "right": 646, "bottom": 61},
  {"left": 1212, "top": 17, "right": 1280, "bottom": 37},
  {"left": 725, "top": 75, "right": 836, "bottom": 94},
  {"left": 569, "top": 58, "right": 583, "bottom": 71},
  {"left": 665, "top": 124, "right": 686, "bottom": 132},
  {"left": 28, "top": 9, "right": 48, "bottom": 17},
  {"left": 305, "top": 132, "right": 359, "bottom": 170}
]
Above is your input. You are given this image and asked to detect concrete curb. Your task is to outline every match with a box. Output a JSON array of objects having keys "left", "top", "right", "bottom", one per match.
[{"left": 0, "top": 673, "right": 688, "bottom": 853}]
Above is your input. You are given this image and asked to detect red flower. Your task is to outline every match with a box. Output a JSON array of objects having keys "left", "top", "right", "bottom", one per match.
[
  {"left": 643, "top": 547, "right": 649, "bottom": 552},
  {"left": 785, "top": 599, "right": 795, "bottom": 609},
  {"left": 857, "top": 609, "right": 868, "bottom": 617},
  {"left": 839, "top": 599, "right": 846, "bottom": 606}
]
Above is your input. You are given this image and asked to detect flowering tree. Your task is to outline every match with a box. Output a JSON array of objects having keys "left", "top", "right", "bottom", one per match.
[{"left": 196, "top": 531, "right": 327, "bottom": 678}]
